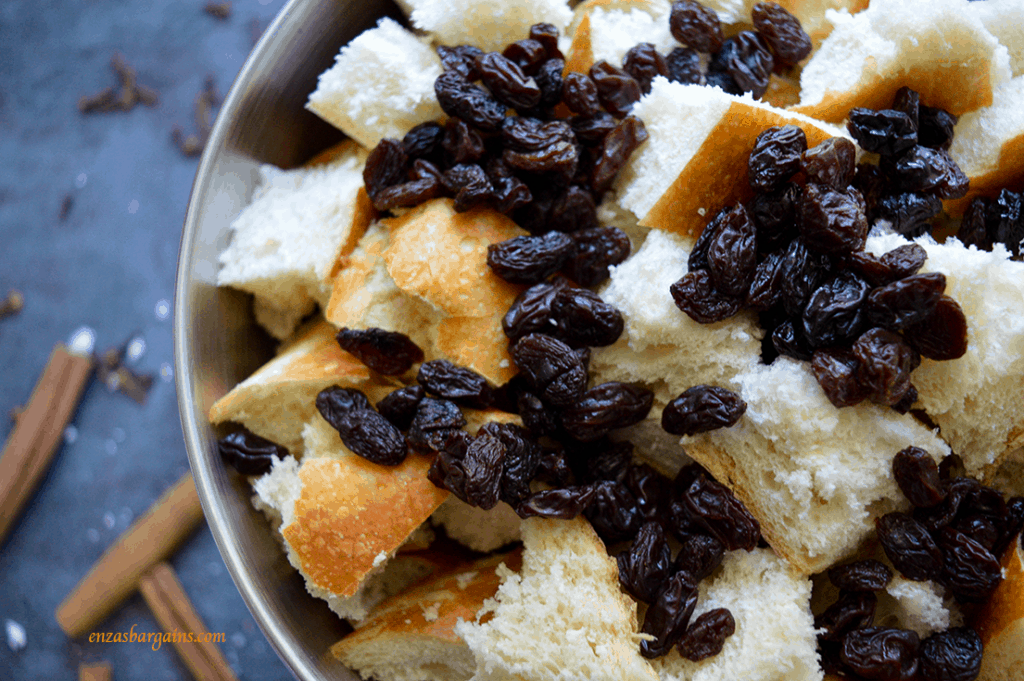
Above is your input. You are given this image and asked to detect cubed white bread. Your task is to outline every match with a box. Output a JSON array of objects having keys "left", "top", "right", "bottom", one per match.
[
  {"left": 614, "top": 80, "right": 845, "bottom": 239},
  {"left": 651, "top": 548, "right": 821, "bottom": 681},
  {"left": 947, "top": 75, "right": 1024, "bottom": 216},
  {"left": 306, "top": 18, "right": 444, "bottom": 150},
  {"left": 217, "top": 141, "right": 373, "bottom": 339},
  {"left": 251, "top": 438, "right": 449, "bottom": 623},
  {"left": 681, "top": 356, "right": 951, "bottom": 575},
  {"left": 383, "top": 199, "right": 528, "bottom": 385},
  {"left": 432, "top": 497, "right": 522, "bottom": 553},
  {"left": 456, "top": 516, "right": 659, "bottom": 681},
  {"left": 974, "top": 0, "right": 1024, "bottom": 78},
  {"left": 325, "top": 220, "right": 442, "bottom": 356},
  {"left": 975, "top": 540, "right": 1024, "bottom": 681},
  {"left": 793, "top": 0, "right": 1012, "bottom": 123},
  {"left": 864, "top": 232, "right": 1024, "bottom": 477},
  {"left": 564, "top": 0, "right": 674, "bottom": 76},
  {"left": 407, "top": 0, "right": 572, "bottom": 54},
  {"left": 208, "top": 318, "right": 400, "bottom": 457},
  {"left": 874, "top": 575, "right": 963, "bottom": 639},
  {"left": 331, "top": 550, "right": 521, "bottom": 681}
]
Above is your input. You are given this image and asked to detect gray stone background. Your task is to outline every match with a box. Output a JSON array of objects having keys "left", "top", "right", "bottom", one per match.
[{"left": 0, "top": 1, "right": 295, "bottom": 678}]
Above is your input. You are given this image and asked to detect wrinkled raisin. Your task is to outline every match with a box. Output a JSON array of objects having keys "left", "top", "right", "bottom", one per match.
[
  {"left": 442, "top": 118, "right": 485, "bottom": 166},
  {"left": 417, "top": 359, "right": 494, "bottom": 409},
  {"left": 516, "top": 484, "right": 596, "bottom": 519},
  {"left": 773, "top": 320, "right": 814, "bottom": 361},
  {"left": 218, "top": 429, "right": 287, "bottom": 476},
  {"left": 622, "top": 43, "right": 668, "bottom": 94},
  {"left": 957, "top": 197, "right": 992, "bottom": 251},
  {"left": 873, "top": 192, "right": 942, "bottom": 238},
  {"left": 812, "top": 346, "right": 870, "bottom": 407},
  {"left": 666, "top": 46, "right": 702, "bottom": 84},
  {"left": 707, "top": 204, "right": 758, "bottom": 297},
  {"left": 709, "top": 32, "right": 773, "bottom": 99},
  {"left": 848, "top": 244, "right": 927, "bottom": 287},
  {"left": 670, "top": 270, "right": 742, "bottom": 324},
  {"left": 903, "top": 295, "right": 968, "bottom": 361},
  {"left": 829, "top": 559, "right": 893, "bottom": 592},
  {"left": 618, "top": 521, "right": 673, "bottom": 603},
  {"left": 570, "top": 111, "right": 617, "bottom": 145},
  {"left": 487, "top": 231, "right": 574, "bottom": 284},
  {"left": 316, "top": 386, "right": 373, "bottom": 431},
  {"left": 530, "top": 23, "right": 563, "bottom": 60},
  {"left": 441, "top": 163, "right": 495, "bottom": 211},
  {"left": 673, "top": 533, "right": 725, "bottom": 581},
  {"left": 840, "top": 627, "right": 920, "bottom": 681},
  {"left": 779, "top": 238, "right": 833, "bottom": 316},
  {"left": 853, "top": 327, "right": 920, "bottom": 406},
  {"left": 919, "top": 628, "right": 983, "bottom": 681},
  {"left": 560, "top": 382, "right": 654, "bottom": 441},
  {"left": 662, "top": 385, "right": 747, "bottom": 436},
  {"left": 799, "top": 183, "right": 868, "bottom": 255},
  {"left": 890, "top": 146, "right": 969, "bottom": 199},
  {"left": 533, "top": 58, "right": 565, "bottom": 109},
  {"left": 918, "top": 105, "right": 958, "bottom": 151},
  {"left": 402, "top": 121, "right": 445, "bottom": 160},
  {"left": 511, "top": 333, "right": 588, "bottom": 407},
  {"left": 550, "top": 286, "right": 624, "bottom": 347},
  {"left": 865, "top": 272, "right": 946, "bottom": 331},
  {"left": 891, "top": 87, "right": 920, "bottom": 128},
  {"left": 589, "top": 60, "right": 642, "bottom": 118},
  {"left": 815, "top": 590, "right": 877, "bottom": 641},
  {"left": 562, "top": 72, "right": 600, "bottom": 116},
  {"left": 669, "top": 0, "right": 724, "bottom": 53},
  {"left": 801, "top": 272, "right": 869, "bottom": 348},
  {"left": 407, "top": 397, "right": 466, "bottom": 453},
  {"left": 592, "top": 115, "right": 648, "bottom": 193},
  {"left": 502, "top": 39, "right": 546, "bottom": 75},
  {"left": 677, "top": 608, "right": 735, "bottom": 661},
  {"left": 376, "top": 385, "right": 426, "bottom": 431},
  {"left": 585, "top": 480, "right": 642, "bottom": 542},
  {"left": 673, "top": 473, "right": 760, "bottom": 551},
  {"left": 502, "top": 276, "right": 569, "bottom": 341},
  {"left": 640, "top": 571, "right": 698, "bottom": 658},
  {"left": 751, "top": 2, "right": 811, "bottom": 66},
  {"left": 748, "top": 182, "right": 801, "bottom": 253},
  {"left": 748, "top": 125, "right": 807, "bottom": 193},
  {"left": 938, "top": 526, "right": 1003, "bottom": 602},
  {"left": 893, "top": 446, "right": 947, "bottom": 508},
  {"left": 434, "top": 70, "right": 507, "bottom": 132},
  {"left": 431, "top": 432, "right": 506, "bottom": 509},
  {"left": 517, "top": 391, "right": 560, "bottom": 436},
  {"left": 801, "top": 137, "right": 856, "bottom": 189},
  {"left": 847, "top": 108, "right": 917, "bottom": 156},
  {"left": 745, "top": 251, "right": 786, "bottom": 311},
  {"left": 626, "top": 463, "right": 673, "bottom": 523},
  {"left": 877, "top": 511, "right": 944, "bottom": 582},
  {"left": 363, "top": 138, "right": 408, "bottom": 199},
  {"left": 436, "top": 44, "right": 484, "bottom": 80},
  {"left": 333, "top": 409, "right": 409, "bottom": 466}
]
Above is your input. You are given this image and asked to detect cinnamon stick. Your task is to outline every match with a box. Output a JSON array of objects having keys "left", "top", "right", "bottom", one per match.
[
  {"left": 56, "top": 472, "right": 204, "bottom": 638},
  {"left": 138, "top": 563, "right": 237, "bottom": 681},
  {"left": 0, "top": 344, "right": 94, "bottom": 546},
  {"left": 79, "top": 661, "right": 112, "bottom": 681}
]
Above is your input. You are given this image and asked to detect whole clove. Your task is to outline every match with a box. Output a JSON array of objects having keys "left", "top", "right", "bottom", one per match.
[
  {"left": 172, "top": 76, "right": 220, "bottom": 158},
  {"left": 0, "top": 290, "right": 24, "bottom": 320},
  {"left": 203, "top": 1, "right": 232, "bottom": 19},
  {"left": 78, "top": 53, "right": 158, "bottom": 114}
]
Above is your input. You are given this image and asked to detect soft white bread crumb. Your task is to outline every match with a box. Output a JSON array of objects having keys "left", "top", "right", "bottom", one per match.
[
  {"left": 307, "top": 18, "right": 444, "bottom": 150},
  {"left": 875, "top": 576, "right": 963, "bottom": 639},
  {"left": 565, "top": 0, "right": 674, "bottom": 75},
  {"left": 408, "top": 0, "right": 572, "bottom": 54},
  {"left": 652, "top": 548, "right": 821, "bottom": 681},
  {"left": 865, "top": 232, "right": 1024, "bottom": 476},
  {"left": 208, "top": 319, "right": 399, "bottom": 457},
  {"left": 794, "top": 0, "right": 1012, "bottom": 122},
  {"left": 331, "top": 551, "right": 519, "bottom": 681},
  {"left": 975, "top": 0, "right": 1024, "bottom": 78},
  {"left": 456, "top": 516, "right": 658, "bottom": 681},
  {"left": 976, "top": 541, "right": 1024, "bottom": 681},
  {"left": 217, "top": 143, "right": 370, "bottom": 339},
  {"left": 614, "top": 80, "right": 845, "bottom": 236},
  {"left": 989, "top": 447, "right": 1024, "bottom": 497},
  {"left": 431, "top": 496, "right": 521, "bottom": 553},
  {"left": 682, "top": 356, "right": 950, "bottom": 575},
  {"left": 252, "top": 454, "right": 303, "bottom": 528}
]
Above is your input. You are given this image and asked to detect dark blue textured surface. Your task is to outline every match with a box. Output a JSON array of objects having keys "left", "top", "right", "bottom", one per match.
[{"left": 0, "top": 1, "right": 293, "bottom": 679}]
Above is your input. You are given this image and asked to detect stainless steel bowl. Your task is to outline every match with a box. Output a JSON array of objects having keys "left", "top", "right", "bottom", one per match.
[{"left": 174, "top": 1, "right": 399, "bottom": 678}]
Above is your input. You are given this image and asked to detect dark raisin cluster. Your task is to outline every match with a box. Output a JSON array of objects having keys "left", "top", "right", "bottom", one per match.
[
  {"left": 361, "top": 22, "right": 649, "bottom": 240},
  {"left": 661, "top": 1, "right": 812, "bottom": 99},
  {"left": 670, "top": 89, "right": 972, "bottom": 412},
  {"left": 959, "top": 189, "right": 1024, "bottom": 259},
  {"left": 814, "top": 448, "right": 1024, "bottom": 681}
]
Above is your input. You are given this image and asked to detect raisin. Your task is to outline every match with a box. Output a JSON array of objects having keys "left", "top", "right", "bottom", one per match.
[
  {"left": 592, "top": 115, "right": 648, "bottom": 193},
  {"left": 799, "top": 183, "right": 868, "bottom": 255},
  {"left": 773, "top": 320, "right": 814, "bottom": 361},
  {"left": 865, "top": 272, "right": 946, "bottom": 331},
  {"left": 801, "top": 137, "right": 856, "bottom": 190},
  {"left": 745, "top": 251, "right": 786, "bottom": 311},
  {"left": 442, "top": 118, "right": 485, "bottom": 166},
  {"left": 502, "top": 128, "right": 579, "bottom": 179},
  {"left": 891, "top": 87, "right": 920, "bottom": 129},
  {"left": 706, "top": 204, "right": 758, "bottom": 297},
  {"left": 662, "top": 385, "right": 746, "bottom": 436},
  {"left": 779, "top": 238, "right": 833, "bottom": 316},
  {"left": 893, "top": 446, "right": 947, "bottom": 508},
  {"left": 688, "top": 208, "right": 727, "bottom": 273},
  {"left": 848, "top": 244, "right": 928, "bottom": 287},
  {"left": 987, "top": 189, "right": 1024, "bottom": 256},
  {"left": 812, "top": 346, "right": 869, "bottom": 406},
  {"left": 218, "top": 429, "right": 287, "bottom": 476},
  {"left": 853, "top": 327, "right": 920, "bottom": 406},
  {"left": 589, "top": 60, "right": 642, "bottom": 118},
  {"left": 502, "top": 39, "right": 546, "bottom": 75},
  {"left": 957, "top": 197, "right": 992, "bottom": 251},
  {"left": 704, "top": 70, "right": 742, "bottom": 95},
  {"left": 854, "top": 162, "right": 888, "bottom": 217},
  {"left": 914, "top": 477, "right": 980, "bottom": 534},
  {"left": 570, "top": 111, "right": 617, "bottom": 146},
  {"left": 903, "top": 295, "right": 968, "bottom": 361},
  {"left": 918, "top": 105, "right": 958, "bottom": 151},
  {"left": 677, "top": 608, "right": 735, "bottom": 661},
  {"left": 511, "top": 333, "right": 588, "bottom": 407},
  {"left": 622, "top": 43, "right": 668, "bottom": 95},
  {"left": 640, "top": 571, "right": 699, "bottom": 658},
  {"left": 748, "top": 126, "right": 807, "bottom": 194},
  {"left": 666, "top": 46, "right": 701, "bottom": 84},
  {"left": 502, "top": 276, "right": 569, "bottom": 341},
  {"left": 516, "top": 484, "right": 596, "bottom": 519},
  {"left": 828, "top": 559, "right": 893, "bottom": 592},
  {"left": 572, "top": 439, "right": 633, "bottom": 484},
  {"left": 376, "top": 385, "right": 426, "bottom": 431},
  {"left": 815, "top": 590, "right": 877, "bottom": 641},
  {"left": 995, "top": 496, "right": 1024, "bottom": 559},
  {"left": 840, "top": 627, "right": 920, "bottom": 681},
  {"left": 334, "top": 408, "right": 409, "bottom": 466},
  {"left": 316, "top": 386, "right": 373, "bottom": 431},
  {"left": 434, "top": 70, "right": 507, "bottom": 132},
  {"left": 407, "top": 398, "right": 466, "bottom": 453},
  {"left": 847, "top": 108, "right": 918, "bottom": 156},
  {"left": 938, "top": 526, "right": 1003, "bottom": 602},
  {"left": 436, "top": 44, "right": 484, "bottom": 80},
  {"left": 533, "top": 58, "right": 565, "bottom": 109},
  {"left": 486, "top": 160, "right": 533, "bottom": 214},
  {"left": 562, "top": 72, "right": 600, "bottom": 116},
  {"left": 441, "top": 163, "right": 495, "bottom": 211},
  {"left": 670, "top": 270, "right": 742, "bottom": 324},
  {"left": 626, "top": 463, "right": 673, "bottom": 523},
  {"left": 956, "top": 514, "right": 1002, "bottom": 554},
  {"left": 363, "top": 138, "right": 408, "bottom": 200},
  {"left": 487, "top": 231, "right": 574, "bottom": 284},
  {"left": 417, "top": 359, "right": 494, "bottom": 409},
  {"left": 669, "top": 0, "right": 724, "bottom": 53},
  {"left": 402, "top": 121, "right": 445, "bottom": 161},
  {"left": 560, "top": 382, "right": 654, "bottom": 441},
  {"left": 801, "top": 271, "right": 869, "bottom": 348},
  {"left": 585, "top": 480, "right": 642, "bottom": 542},
  {"left": 673, "top": 533, "right": 725, "bottom": 581},
  {"left": 534, "top": 448, "right": 574, "bottom": 487},
  {"left": 617, "top": 521, "right": 673, "bottom": 603},
  {"left": 530, "top": 23, "right": 563, "bottom": 60},
  {"left": 749, "top": 182, "right": 801, "bottom": 253},
  {"left": 890, "top": 146, "right": 969, "bottom": 199},
  {"left": 673, "top": 473, "right": 761, "bottom": 551},
  {"left": 545, "top": 185, "right": 597, "bottom": 234},
  {"left": 709, "top": 32, "right": 773, "bottom": 99},
  {"left": 550, "top": 287, "right": 624, "bottom": 347},
  {"left": 431, "top": 432, "right": 506, "bottom": 509},
  {"left": 751, "top": 2, "right": 812, "bottom": 66},
  {"left": 919, "top": 628, "right": 983, "bottom": 681},
  {"left": 372, "top": 176, "right": 442, "bottom": 211},
  {"left": 877, "top": 512, "right": 944, "bottom": 582}
]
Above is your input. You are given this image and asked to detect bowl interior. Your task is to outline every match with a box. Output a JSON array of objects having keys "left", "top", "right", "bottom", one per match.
[{"left": 174, "top": 1, "right": 400, "bottom": 678}]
